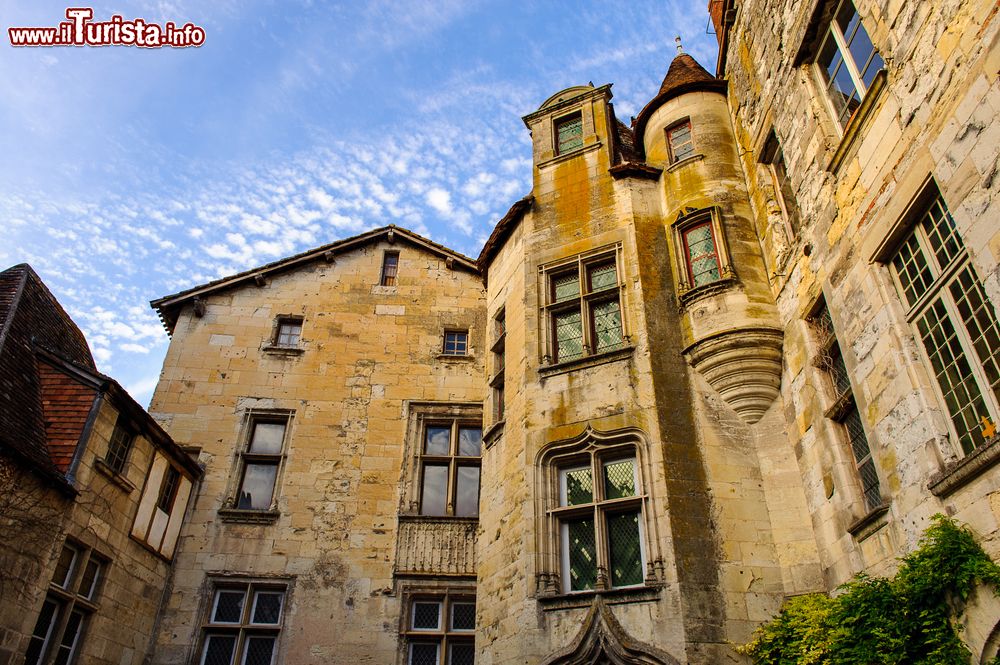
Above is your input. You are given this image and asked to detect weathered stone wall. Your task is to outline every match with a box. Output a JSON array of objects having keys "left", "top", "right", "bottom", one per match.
[
  {"left": 149, "top": 242, "right": 484, "bottom": 663},
  {"left": 722, "top": 0, "right": 1000, "bottom": 595},
  {"left": 1, "top": 398, "right": 184, "bottom": 665}
]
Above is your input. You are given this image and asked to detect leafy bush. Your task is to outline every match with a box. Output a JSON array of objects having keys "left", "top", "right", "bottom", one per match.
[{"left": 737, "top": 516, "right": 1000, "bottom": 664}]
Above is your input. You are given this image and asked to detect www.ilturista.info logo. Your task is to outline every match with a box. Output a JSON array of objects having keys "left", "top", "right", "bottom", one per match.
[{"left": 8, "top": 8, "right": 205, "bottom": 48}]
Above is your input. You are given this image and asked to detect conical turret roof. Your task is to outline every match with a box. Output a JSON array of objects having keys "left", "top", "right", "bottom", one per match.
[{"left": 657, "top": 53, "right": 716, "bottom": 97}]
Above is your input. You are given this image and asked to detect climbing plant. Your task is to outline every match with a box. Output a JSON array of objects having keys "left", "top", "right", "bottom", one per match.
[{"left": 738, "top": 515, "right": 1000, "bottom": 664}]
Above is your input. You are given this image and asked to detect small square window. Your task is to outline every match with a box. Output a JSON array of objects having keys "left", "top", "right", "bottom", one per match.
[
  {"left": 412, "top": 601, "right": 442, "bottom": 631},
  {"left": 555, "top": 112, "right": 583, "bottom": 154},
  {"left": 443, "top": 331, "right": 468, "bottom": 356},
  {"left": 274, "top": 318, "right": 302, "bottom": 347}
]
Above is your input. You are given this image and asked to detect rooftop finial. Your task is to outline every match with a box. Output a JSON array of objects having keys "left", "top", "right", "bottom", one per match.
[{"left": 675, "top": 36, "right": 684, "bottom": 55}]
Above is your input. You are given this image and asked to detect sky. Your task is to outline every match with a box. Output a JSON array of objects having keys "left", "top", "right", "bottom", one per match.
[{"left": 2, "top": 0, "right": 719, "bottom": 407}]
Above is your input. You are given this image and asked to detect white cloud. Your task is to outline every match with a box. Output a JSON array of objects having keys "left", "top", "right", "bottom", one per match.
[{"left": 426, "top": 187, "right": 452, "bottom": 216}]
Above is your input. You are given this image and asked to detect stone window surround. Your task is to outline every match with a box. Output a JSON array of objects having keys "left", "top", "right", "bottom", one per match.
[
  {"left": 489, "top": 308, "right": 506, "bottom": 430},
  {"left": 554, "top": 110, "right": 584, "bottom": 155},
  {"left": 670, "top": 206, "right": 737, "bottom": 307},
  {"left": 537, "top": 242, "right": 630, "bottom": 367},
  {"left": 381, "top": 249, "right": 400, "bottom": 287},
  {"left": 532, "top": 425, "right": 665, "bottom": 602},
  {"left": 400, "top": 401, "right": 483, "bottom": 518},
  {"left": 262, "top": 315, "right": 305, "bottom": 355},
  {"left": 440, "top": 329, "right": 470, "bottom": 358},
  {"left": 218, "top": 408, "right": 294, "bottom": 524},
  {"left": 665, "top": 117, "right": 695, "bottom": 164},
  {"left": 395, "top": 581, "right": 476, "bottom": 665},
  {"left": 194, "top": 575, "right": 292, "bottom": 665},
  {"left": 756, "top": 127, "right": 801, "bottom": 243},
  {"left": 872, "top": 178, "right": 1000, "bottom": 459},
  {"left": 807, "top": 296, "right": 885, "bottom": 520},
  {"left": 25, "top": 539, "right": 107, "bottom": 665}
]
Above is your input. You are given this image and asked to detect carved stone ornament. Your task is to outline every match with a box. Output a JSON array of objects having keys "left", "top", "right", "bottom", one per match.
[
  {"left": 540, "top": 595, "right": 681, "bottom": 665},
  {"left": 685, "top": 326, "right": 783, "bottom": 424}
]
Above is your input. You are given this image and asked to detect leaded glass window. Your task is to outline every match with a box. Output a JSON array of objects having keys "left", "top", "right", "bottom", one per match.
[
  {"left": 811, "top": 299, "right": 883, "bottom": 511},
  {"left": 200, "top": 583, "right": 286, "bottom": 665},
  {"left": 404, "top": 595, "right": 475, "bottom": 665},
  {"left": 683, "top": 223, "right": 722, "bottom": 288},
  {"left": 543, "top": 249, "right": 626, "bottom": 364},
  {"left": 815, "top": 0, "right": 884, "bottom": 130},
  {"left": 889, "top": 188, "right": 1000, "bottom": 454},
  {"left": 419, "top": 420, "right": 482, "bottom": 517},
  {"left": 556, "top": 456, "right": 645, "bottom": 593},
  {"left": 667, "top": 120, "right": 694, "bottom": 163},
  {"left": 555, "top": 113, "right": 583, "bottom": 154}
]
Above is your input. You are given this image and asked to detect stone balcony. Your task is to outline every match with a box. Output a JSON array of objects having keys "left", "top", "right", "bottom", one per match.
[{"left": 394, "top": 515, "right": 478, "bottom": 577}]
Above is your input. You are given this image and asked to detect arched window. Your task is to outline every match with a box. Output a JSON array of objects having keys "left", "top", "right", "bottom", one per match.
[{"left": 534, "top": 426, "right": 664, "bottom": 596}]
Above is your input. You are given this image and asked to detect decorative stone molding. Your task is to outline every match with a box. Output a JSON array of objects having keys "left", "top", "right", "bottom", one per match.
[
  {"left": 540, "top": 595, "right": 681, "bottom": 664},
  {"left": 394, "top": 515, "right": 477, "bottom": 576},
  {"left": 684, "top": 327, "right": 783, "bottom": 424}
]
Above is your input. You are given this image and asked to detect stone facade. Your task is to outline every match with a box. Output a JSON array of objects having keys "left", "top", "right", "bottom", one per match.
[
  {"left": 6, "top": 0, "right": 998, "bottom": 662},
  {"left": 0, "top": 264, "right": 200, "bottom": 665}
]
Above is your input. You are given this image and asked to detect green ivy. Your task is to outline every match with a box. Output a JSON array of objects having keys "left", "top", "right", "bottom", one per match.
[{"left": 738, "top": 515, "right": 1000, "bottom": 664}]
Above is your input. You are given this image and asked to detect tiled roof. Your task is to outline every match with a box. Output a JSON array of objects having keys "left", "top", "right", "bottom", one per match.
[
  {"left": 657, "top": 54, "right": 716, "bottom": 96},
  {"left": 38, "top": 359, "right": 99, "bottom": 473}
]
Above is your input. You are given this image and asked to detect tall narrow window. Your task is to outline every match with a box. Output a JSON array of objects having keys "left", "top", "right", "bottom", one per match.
[
  {"left": 403, "top": 594, "right": 475, "bottom": 665},
  {"left": 553, "top": 454, "right": 645, "bottom": 593},
  {"left": 555, "top": 112, "right": 583, "bottom": 155},
  {"left": 888, "top": 187, "right": 999, "bottom": 454},
  {"left": 812, "top": 301, "right": 882, "bottom": 511},
  {"left": 419, "top": 421, "right": 482, "bottom": 517},
  {"left": 381, "top": 251, "right": 400, "bottom": 286},
  {"left": 199, "top": 582, "right": 286, "bottom": 665},
  {"left": 759, "top": 130, "right": 800, "bottom": 238},
  {"left": 234, "top": 417, "right": 289, "bottom": 511},
  {"left": 157, "top": 466, "right": 181, "bottom": 513},
  {"left": 542, "top": 249, "right": 625, "bottom": 364},
  {"left": 104, "top": 415, "right": 134, "bottom": 474},
  {"left": 815, "top": 0, "right": 884, "bottom": 129},
  {"left": 667, "top": 120, "right": 694, "bottom": 163},
  {"left": 25, "top": 542, "right": 105, "bottom": 665},
  {"left": 491, "top": 311, "right": 506, "bottom": 422}
]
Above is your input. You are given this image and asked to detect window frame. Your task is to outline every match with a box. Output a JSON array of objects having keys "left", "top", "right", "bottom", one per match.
[
  {"left": 400, "top": 591, "right": 476, "bottom": 665},
  {"left": 198, "top": 581, "right": 287, "bottom": 665},
  {"left": 883, "top": 185, "right": 1000, "bottom": 455},
  {"left": 666, "top": 118, "right": 695, "bottom": 164},
  {"left": 272, "top": 317, "right": 303, "bottom": 349},
  {"left": 380, "top": 250, "right": 400, "bottom": 287},
  {"left": 104, "top": 414, "right": 135, "bottom": 475},
  {"left": 24, "top": 541, "right": 106, "bottom": 665},
  {"left": 812, "top": 0, "right": 885, "bottom": 132},
  {"left": 758, "top": 129, "right": 800, "bottom": 241},
  {"left": 418, "top": 419, "right": 483, "bottom": 518},
  {"left": 490, "top": 310, "right": 506, "bottom": 423},
  {"left": 441, "top": 330, "right": 469, "bottom": 357},
  {"left": 670, "top": 207, "right": 736, "bottom": 301},
  {"left": 553, "top": 111, "right": 583, "bottom": 156},
  {"left": 809, "top": 298, "right": 883, "bottom": 512},
  {"left": 227, "top": 411, "right": 293, "bottom": 514},
  {"left": 539, "top": 244, "right": 628, "bottom": 366}
]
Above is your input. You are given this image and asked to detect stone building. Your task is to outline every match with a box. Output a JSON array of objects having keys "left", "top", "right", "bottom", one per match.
[
  {"left": 5, "top": 0, "right": 997, "bottom": 662},
  {"left": 0, "top": 264, "right": 201, "bottom": 665}
]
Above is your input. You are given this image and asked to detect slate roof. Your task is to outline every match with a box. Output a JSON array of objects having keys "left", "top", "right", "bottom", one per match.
[{"left": 657, "top": 53, "right": 717, "bottom": 96}]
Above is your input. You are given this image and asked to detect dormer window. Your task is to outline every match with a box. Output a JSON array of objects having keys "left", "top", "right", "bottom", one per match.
[{"left": 555, "top": 112, "right": 583, "bottom": 154}]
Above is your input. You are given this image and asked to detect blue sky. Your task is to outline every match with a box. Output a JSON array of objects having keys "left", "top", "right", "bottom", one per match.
[{"left": 2, "top": 0, "right": 719, "bottom": 406}]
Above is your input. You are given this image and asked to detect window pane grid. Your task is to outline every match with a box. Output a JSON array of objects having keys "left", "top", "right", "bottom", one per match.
[
  {"left": 591, "top": 300, "right": 623, "bottom": 353},
  {"left": 105, "top": 421, "right": 133, "bottom": 473},
  {"left": 607, "top": 512, "right": 644, "bottom": 587},
  {"left": 685, "top": 224, "right": 722, "bottom": 287},
  {"left": 843, "top": 408, "right": 881, "bottom": 510},
  {"left": 603, "top": 460, "right": 636, "bottom": 500},
  {"left": 562, "top": 467, "right": 594, "bottom": 506},
  {"left": 556, "top": 114, "right": 583, "bottom": 154},
  {"left": 917, "top": 297, "right": 993, "bottom": 454},
  {"left": 275, "top": 321, "right": 301, "bottom": 347},
  {"left": 554, "top": 310, "right": 584, "bottom": 361},
  {"left": 202, "top": 585, "right": 285, "bottom": 665},
  {"left": 922, "top": 197, "right": 962, "bottom": 269},
  {"left": 668, "top": 122, "right": 694, "bottom": 162},
  {"left": 443, "top": 332, "right": 468, "bottom": 356},
  {"left": 892, "top": 232, "right": 935, "bottom": 308},
  {"left": 419, "top": 421, "right": 482, "bottom": 517},
  {"left": 405, "top": 597, "right": 475, "bottom": 665},
  {"left": 817, "top": 0, "right": 881, "bottom": 129},
  {"left": 566, "top": 518, "right": 597, "bottom": 591}
]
